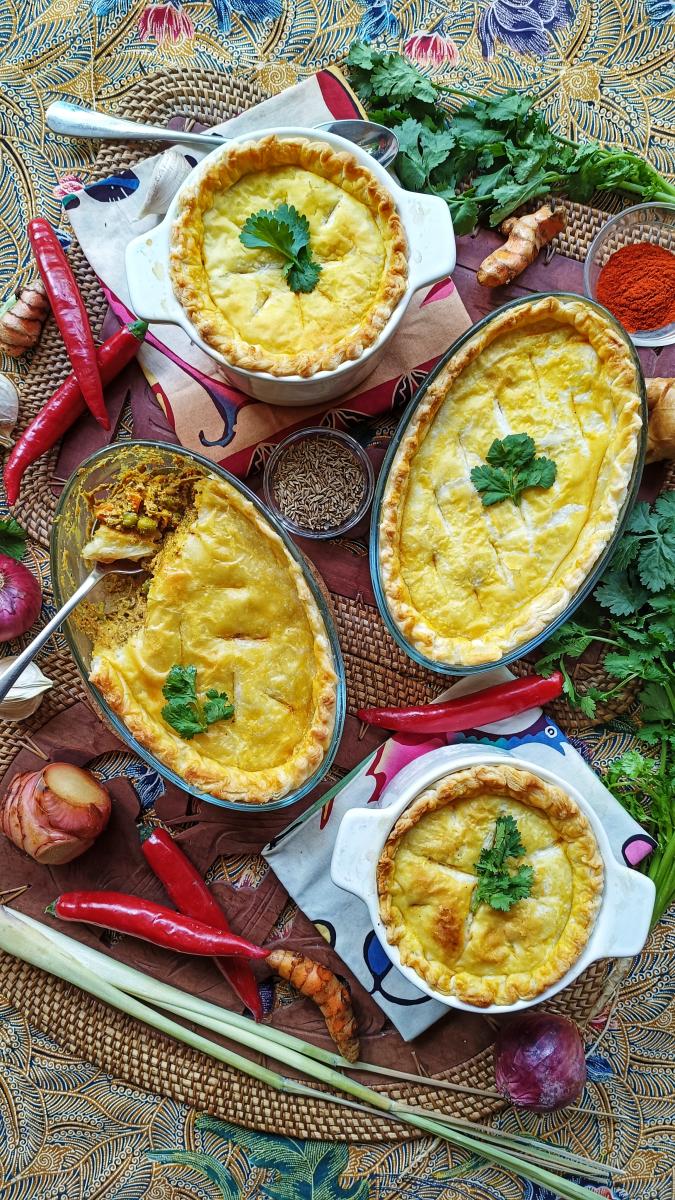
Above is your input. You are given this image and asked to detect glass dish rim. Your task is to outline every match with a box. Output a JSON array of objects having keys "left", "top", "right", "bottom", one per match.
[
  {"left": 50, "top": 439, "right": 347, "bottom": 812},
  {"left": 582, "top": 200, "right": 675, "bottom": 347},
  {"left": 369, "top": 291, "right": 648, "bottom": 677},
  {"left": 262, "top": 426, "right": 375, "bottom": 540}
]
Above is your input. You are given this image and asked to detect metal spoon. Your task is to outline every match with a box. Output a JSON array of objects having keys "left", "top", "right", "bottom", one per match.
[
  {"left": 0, "top": 560, "right": 147, "bottom": 703},
  {"left": 45, "top": 101, "right": 399, "bottom": 166}
]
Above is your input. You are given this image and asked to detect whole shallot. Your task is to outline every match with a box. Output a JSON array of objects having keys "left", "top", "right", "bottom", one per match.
[
  {"left": 0, "top": 763, "right": 112, "bottom": 864},
  {"left": 0, "top": 554, "right": 42, "bottom": 642}
]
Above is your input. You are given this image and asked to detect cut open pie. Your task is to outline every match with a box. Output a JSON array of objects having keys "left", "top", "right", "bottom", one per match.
[
  {"left": 377, "top": 764, "right": 604, "bottom": 1007},
  {"left": 87, "top": 472, "right": 337, "bottom": 805},
  {"left": 378, "top": 295, "right": 643, "bottom": 666},
  {"left": 170, "top": 134, "right": 408, "bottom": 377}
]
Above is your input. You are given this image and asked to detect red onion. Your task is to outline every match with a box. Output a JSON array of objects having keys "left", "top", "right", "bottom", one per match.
[
  {"left": 494, "top": 1012, "right": 587, "bottom": 1111},
  {"left": 0, "top": 554, "right": 42, "bottom": 642}
]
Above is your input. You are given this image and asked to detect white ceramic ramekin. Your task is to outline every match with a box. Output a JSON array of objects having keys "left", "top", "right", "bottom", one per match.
[
  {"left": 331, "top": 745, "right": 655, "bottom": 1014},
  {"left": 125, "top": 126, "right": 456, "bottom": 405}
]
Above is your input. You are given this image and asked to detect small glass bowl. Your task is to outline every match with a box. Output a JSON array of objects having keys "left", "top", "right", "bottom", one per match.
[
  {"left": 263, "top": 427, "right": 375, "bottom": 540},
  {"left": 583, "top": 202, "right": 675, "bottom": 346}
]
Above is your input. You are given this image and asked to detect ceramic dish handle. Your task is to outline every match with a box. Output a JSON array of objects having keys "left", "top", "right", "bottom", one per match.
[
  {"left": 125, "top": 219, "right": 183, "bottom": 325},
  {"left": 331, "top": 807, "right": 389, "bottom": 901},
  {"left": 395, "top": 189, "right": 456, "bottom": 293},
  {"left": 595, "top": 865, "right": 655, "bottom": 957}
]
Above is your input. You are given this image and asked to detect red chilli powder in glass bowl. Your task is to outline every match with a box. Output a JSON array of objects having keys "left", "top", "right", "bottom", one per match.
[{"left": 596, "top": 242, "right": 675, "bottom": 333}]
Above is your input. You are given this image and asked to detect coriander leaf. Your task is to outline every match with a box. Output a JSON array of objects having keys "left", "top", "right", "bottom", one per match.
[
  {"left": 638, "top": 536, "right": 675, "bottom": 593},
  {"left": 162, "top": 699, "right": 206, "bottom": 740},
  {"left": 604, "top": 649, "right": 647, "bottom": 681},
  {"left": 240, "top": 204, "right": 321, "bottom": 294},
  {"left": 162, "top": 665, "right": 234, "bottom": 740},
  {"left": 472, "top": 434, "right": 556, "bottom": 507},
  {"left": 655, "top": 491, "right": 675, "bottom": 522},
  {"left": 471, "top": 815, "right": 533, "bottom": 913},
  {"left": 611, "top": 534, "right": 641, "bottom": 572},
  {"left": 486, "top": 432, "right": 535, "bottom": 469},
  {"left": 469, "top": 464, "right": 511, "bottom": 507},
  {"left": 371, "top": 56, "right": 437, "bottom": 104},
  {"left": 0, "top": 516, "right": 27, "bottom": 561},
  {"left": 346, "top": 42, "right": 375, "bottom": 71},
  {"left": 240, "top": 204, "right": 309, "bottom": 258},
  {"left": 445, "top": 193, "right": 479, "bottom": 236},
  {"left": 204, "top": 688, "right": 235, "bottom": 725},
  {"left": 162, "top": 664, "right": 198, "bottom": 701},
  {"left": 626, "top": 501, "right": 657, "bottom": 536},
  {"left": 286, "top": 247, "right": 322, "bottom": 294},
  {"left": 517, "top": 455, "right": 556, "bottom": 490},
  {"left": 594, "top": 571, "right": 649, "bottom": 616}
]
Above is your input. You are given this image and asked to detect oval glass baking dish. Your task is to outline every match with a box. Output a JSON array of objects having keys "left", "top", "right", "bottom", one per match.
[
  {"left": 370, "top": 292, "right": 647, "bottom": 676},
  {"left": 51, "top": 440, "right": 346, "bottom": 812}
]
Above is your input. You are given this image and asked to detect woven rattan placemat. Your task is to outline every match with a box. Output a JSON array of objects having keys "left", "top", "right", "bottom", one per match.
[{"left": 0, "top": 67, "right": 653, "bottom": 1141}]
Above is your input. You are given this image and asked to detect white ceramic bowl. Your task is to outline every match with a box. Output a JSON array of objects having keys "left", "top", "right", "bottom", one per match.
[
  {"left": 125, "top": 126, "right": 456, "bottom": 405},
  {"left": 331, "top": 745, "right": 655, "bottom": 1014}
]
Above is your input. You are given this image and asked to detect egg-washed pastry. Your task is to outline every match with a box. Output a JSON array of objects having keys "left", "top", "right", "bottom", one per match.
[
  {"left": 377, "top": 764, "right": 604, "bottom": 1007},
  {"left": 378, "top": 295, "right": 643, "bottom": 666},
  {"left": 170, "top": 134, "right": 408, "bottom": 377},
  {"left": 88, "top": 473, "right": 337, "bottom": 805}
]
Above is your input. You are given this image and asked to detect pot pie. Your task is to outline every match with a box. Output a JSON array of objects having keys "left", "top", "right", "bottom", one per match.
[
  {"left": 378, "top": 295, "right": 643, "bottom": 666},
  {"left": 377, "top": 765, "right": 604, "bottom": 1007},
  {"left": 83, "top": 466, "right": 337, "bottom": 805},
  {"left": 170, "top": 134, "right": 408, "bottom": 377}
]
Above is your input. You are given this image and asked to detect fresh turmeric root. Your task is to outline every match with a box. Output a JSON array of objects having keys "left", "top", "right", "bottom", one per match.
[
  {"left": 0, "top": 280, "right": 50, "bottom": 357},
  {"left": 266, "top": 948, "right": 360, "bottom": 1063},
  {"left": 477, "top": 206, "right": 566, "bottom": 287},
  {"left": 646, "top": 378, "right": 675, "bottom": 463}
]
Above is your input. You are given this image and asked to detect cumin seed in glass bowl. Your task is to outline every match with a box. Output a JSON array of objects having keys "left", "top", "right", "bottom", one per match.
[{"left": 263, "top": 428, "right": 375, "bottom": 539}]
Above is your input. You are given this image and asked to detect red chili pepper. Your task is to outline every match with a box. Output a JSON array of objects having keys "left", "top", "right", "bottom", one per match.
[
  {"left": 3, "top": 319, "right": 148, "bottom": 506},
  {"left": 46, "top": 892, "right": 268, "bottom": 960},
  {"left": 28, "top": 218, "right": 109, "bottom": 430},
  {"left": 357, "top": 672, "right": 564, "bottom": 734},
  {"left": 140, "top": 826, "right": 263, "bottom": 1021}
]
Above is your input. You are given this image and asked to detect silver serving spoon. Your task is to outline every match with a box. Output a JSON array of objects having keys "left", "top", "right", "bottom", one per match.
[
  {"left": 45, "top": 101, "right": 399, "bottom": 167},
  {"left": 0, "top": 559, "right": 147, "bottom": 703}
]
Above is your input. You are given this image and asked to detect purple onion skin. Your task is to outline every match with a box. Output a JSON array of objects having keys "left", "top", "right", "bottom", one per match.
[
  {"left": 494, "top": 1012, "right": 587, "bottom": 1111},
  {"left": 0, "top": 554, "right": 42, "bottom": 642}
]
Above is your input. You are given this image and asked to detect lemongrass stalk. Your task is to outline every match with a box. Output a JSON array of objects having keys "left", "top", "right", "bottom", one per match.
[
  {"left": 0, "top": 911, "right": 608, "bottom": 1200},
  {"left": 30, "top": 918, "right": 615, "bottom": 1122}
]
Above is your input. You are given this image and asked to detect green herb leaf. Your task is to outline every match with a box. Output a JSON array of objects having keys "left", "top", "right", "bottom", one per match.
[
  {"left": 471, "top": 814, "right": 534, "bottom": 913},
  {"left": 594, "top": 570, "right": 649, "bottom": 616},
  {"left": 162, "top": 665, "right": 234, "bottom": 740},
  {"left": 0, "top": 517, "right": 27, "bottom": 561},
  {"left": 240, "top": 204, "right": 321, "bottom": 294},
  {"left": 471, "top": 434, "right": 556, "bottom": 507}
]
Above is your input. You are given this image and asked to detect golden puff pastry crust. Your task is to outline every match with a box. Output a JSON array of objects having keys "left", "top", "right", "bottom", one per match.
[
  {"left": 378, "top": 295, "right": 643, "bottom": 666},
  {"left": 170, "top": 135, "right": 408, "bottom": 377},
  {"left": 377, "top": 764, "right": 604, "bottom": 1007},
  {"left": 90, "top": 476, "right": 337, "bottom": 805}
]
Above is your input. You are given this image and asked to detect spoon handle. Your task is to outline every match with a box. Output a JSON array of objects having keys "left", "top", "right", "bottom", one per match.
[
  {"left": 0, "top": 567, "right": 102, "bottom": 703},
  {"left": 45, "top": 101, "right": 229, "bottom": 151}
]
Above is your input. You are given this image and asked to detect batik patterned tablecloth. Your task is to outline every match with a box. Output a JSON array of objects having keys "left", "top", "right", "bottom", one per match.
[{"left": 2, "top": 2, "right": 675, "bottom": 1198}]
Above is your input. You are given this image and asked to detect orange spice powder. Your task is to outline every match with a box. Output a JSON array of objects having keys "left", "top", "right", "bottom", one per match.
[{"left": 596, "top": 242, "right": 675, "bottom": 333}]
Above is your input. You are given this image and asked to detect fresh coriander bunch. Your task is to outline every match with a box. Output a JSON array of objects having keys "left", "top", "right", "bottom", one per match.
[{"left": 346, "top": 43, "right": 675, "bottom": 236}]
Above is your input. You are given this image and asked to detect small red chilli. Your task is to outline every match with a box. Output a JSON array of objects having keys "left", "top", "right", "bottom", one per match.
[
  {"left": 357, "top": 672, "right": 564, "bottom": 734},
  {"left": 46, "top": 892, "right": 268, "bottom": 960},
  {"left": 140, "top": 825, "right": 263, "bottom": 1021}
]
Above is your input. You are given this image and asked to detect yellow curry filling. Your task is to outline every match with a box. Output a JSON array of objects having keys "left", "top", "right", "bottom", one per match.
[
  {"left": 201, "top": 166, "right": 392, "bottom": 357},
  {"left": 86, "top": 473, "right": 336, "bottom": 803}
]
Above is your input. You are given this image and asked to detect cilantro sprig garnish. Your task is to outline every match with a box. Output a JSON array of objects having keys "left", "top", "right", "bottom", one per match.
[
  {"left": 471, "top": 815, "right": 534, "bottom": 913},
  {"left": 161, "top": 665, "right": 234, "bottom": 740},
  {"left": 240, "top": 204, "right": 322, "bottom": 294},
  {"left": 470, "top": 433, "right": 556, "bottom": 507},
  {"left": 0, "top": 516, "right": 27, "bottom": 561}
]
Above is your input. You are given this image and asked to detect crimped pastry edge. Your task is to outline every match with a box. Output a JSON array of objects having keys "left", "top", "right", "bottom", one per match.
[
  {"left": 378, "top": 295, "right": 643, "bottom": 666},
  {"left": 377, "top": 764, "right": 604, "bottom": 1007},
  {"left": 169, "top": 134, "right": 409, "bottom": 378},
  {"left": 90, "top": 476, "right": 337, "bottom": 806}
]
